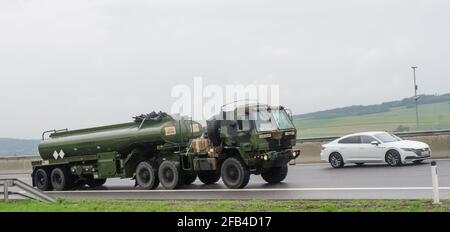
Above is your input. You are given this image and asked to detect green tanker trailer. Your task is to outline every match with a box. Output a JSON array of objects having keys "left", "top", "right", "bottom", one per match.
[{"left": 32, "top": 103, "right": 300, "bottom": 191}]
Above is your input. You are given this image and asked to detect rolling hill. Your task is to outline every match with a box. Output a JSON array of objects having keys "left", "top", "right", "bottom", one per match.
[{"left": 294, "top": 93, "right": 450, "bottom": 138}]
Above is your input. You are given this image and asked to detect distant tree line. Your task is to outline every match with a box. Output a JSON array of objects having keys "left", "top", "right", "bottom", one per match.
[{"left": 295, "top": 93, "right": 450, "bottom": 120}]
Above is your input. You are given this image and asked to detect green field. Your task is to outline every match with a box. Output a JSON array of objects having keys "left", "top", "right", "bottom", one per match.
[
  {"left": 0, "top": 199, "right": 449, "bottom": 212},
  {"left": 294, "top": 102, "right": 450, "bottom": 138}
]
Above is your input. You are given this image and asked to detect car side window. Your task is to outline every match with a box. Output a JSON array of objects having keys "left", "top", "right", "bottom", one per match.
[
  {"left": 338, "top": 136, "right": 361, "bottom": 144},
  {"left": 361, "top": 135, "right": 376, "bottom": 144}
]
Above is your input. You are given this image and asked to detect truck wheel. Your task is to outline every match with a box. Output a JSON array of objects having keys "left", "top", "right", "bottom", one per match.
[
  {"left": 221, "top": 157, "right": 250, "bottom": 189},
  {"left": 261, "top": 165, "right": 288, "bottom": 184},
  {"left": 87, "top": 178, "right": 107, "bottom": 188},
  {"left": 198, "top": 171, "right": 221, "bottom": 185},
  {"left": 34, "top": 168, "right": 51, "bottom": 191},
  {"left": 50, "top": 167, "right": 74, "bottom": 191},
  {"left": 183, "top": 172, "right": 197, "bottom": 185},
  {"left": 158, "top": 161, "right": 182, "bottom": 190},
  {"left": 136, "top": 161, "right": 159, "bottom": 190}
]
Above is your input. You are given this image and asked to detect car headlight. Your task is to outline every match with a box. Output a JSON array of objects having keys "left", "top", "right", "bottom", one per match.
[{"left": 401, "top": 148, "right": 416, "bottom": 152}]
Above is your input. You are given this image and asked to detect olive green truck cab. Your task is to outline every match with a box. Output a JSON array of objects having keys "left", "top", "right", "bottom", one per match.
[{"left": 31, "top": 104, "right": 300, "bottom": 191}]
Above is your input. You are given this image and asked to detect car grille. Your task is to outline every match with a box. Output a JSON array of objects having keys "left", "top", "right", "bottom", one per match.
[{"left": 414, "top": 148, "right": 430, "bottom": 156}]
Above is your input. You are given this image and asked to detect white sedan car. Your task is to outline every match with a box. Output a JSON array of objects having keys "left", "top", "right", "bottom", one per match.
[{"left": 320, "top": 131, "right": 431, "bottom": 168}]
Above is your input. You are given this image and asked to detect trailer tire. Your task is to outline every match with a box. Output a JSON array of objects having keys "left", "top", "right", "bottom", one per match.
[
  {"left": 198, "top": 171, "right": 221, "bottom": 185},
  {"left": 50, "top": 167, "right": 74, "bottom": 191},
  {"left": 221, "top": 157, "right": 250, "bottom": 189},
  {"left": 34, "top": 168, "right": 51, "bottom": 191},
  {"left": 183, "top": 172, "right": 197, "bottom": 185},
  {"left": 87, "top": 178, "right": 107, "bottom": 188},
  {"left": 136, "top": 161, "right": 159, "bottom": 190},
  {"left": 158, "top": 161, "right": 182, "bottom": 190},
  {"left": 261, "top": 165, "right": 288, "bottom": 184}
]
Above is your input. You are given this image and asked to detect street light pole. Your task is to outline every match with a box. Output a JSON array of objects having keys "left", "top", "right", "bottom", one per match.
[{"left": 412, "top": 66, "right": 419, "bottom": 129}]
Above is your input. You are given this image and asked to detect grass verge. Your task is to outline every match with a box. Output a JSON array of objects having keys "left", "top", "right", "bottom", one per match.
[{"left": 0, "top": 199, "right": 449, "bottom": 212}]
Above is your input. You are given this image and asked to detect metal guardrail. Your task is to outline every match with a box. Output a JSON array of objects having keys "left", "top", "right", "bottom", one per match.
[
  {"left": 0, "top": 155, "right": 40, "bottom": 160},
  {"left": 297, "top": 129, "right": 450, "bottom": 143},
  {"left": 0, "top": 178, "right": 56, "bottom": 203}
]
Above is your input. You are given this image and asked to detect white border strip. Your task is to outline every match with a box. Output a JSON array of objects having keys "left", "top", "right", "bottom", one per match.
[{"left": 48, "top": 187, "right": 450, "bottom": 194}]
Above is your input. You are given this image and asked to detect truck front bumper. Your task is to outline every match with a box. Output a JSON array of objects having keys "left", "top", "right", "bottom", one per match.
[{"left": 250, "top": 149, "right": 301, "bottom": 169}]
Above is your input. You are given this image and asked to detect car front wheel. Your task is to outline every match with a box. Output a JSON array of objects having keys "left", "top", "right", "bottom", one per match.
[{"left": 386, "top": 150, "right": 402, "bottom": 166}]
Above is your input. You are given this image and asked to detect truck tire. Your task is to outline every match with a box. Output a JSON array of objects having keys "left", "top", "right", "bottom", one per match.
[
  {"left": 197, "top": 171, "right": 221, "bottom": 185},
  {"left": 87, "top": 178, "right": 107, "bottom": 188},
  {"left": 158, "top": 161, "right": 183, "bottom": 190},
  {"left": 50, "top": 167, "right": 74, "bottom": 191},
  {"left": 261, "top": 165, "right": 288, "bottom": 184},
  {"left": 136, "top": 161, "right": 159, "bottom": 190},
  {"left": 183, "top": 172, "right": 197, "bottom": 185},
  {"left": 34, "top": 168, "right": 51, "bottom": 191},
  {"left": 221, "top": 157, "right": 250, "bottom": 189}
]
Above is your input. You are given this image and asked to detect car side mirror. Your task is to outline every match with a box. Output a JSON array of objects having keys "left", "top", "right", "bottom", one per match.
[{"left": 371, "top": 141, "right": 380, "bottom": 146}]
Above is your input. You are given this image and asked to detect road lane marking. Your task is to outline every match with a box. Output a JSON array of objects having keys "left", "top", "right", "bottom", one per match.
[{"left": 47, "top": 186, "right": 450, "bottom": 194}]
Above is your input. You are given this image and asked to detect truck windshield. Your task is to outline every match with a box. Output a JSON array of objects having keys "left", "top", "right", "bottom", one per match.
[
  {"left": 272, "top": 109, "right": 295, "bottom": 130},
  {"left": 253, "top": 110, "right": 278, "bottom": 132},
  {"left": 252, "top": 109, "right": 294, "bottom": 132}
]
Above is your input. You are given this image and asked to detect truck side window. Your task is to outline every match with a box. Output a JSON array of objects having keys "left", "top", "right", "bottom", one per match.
[{"left": 237, "top": 120, "right": 250, "bottom": 131}]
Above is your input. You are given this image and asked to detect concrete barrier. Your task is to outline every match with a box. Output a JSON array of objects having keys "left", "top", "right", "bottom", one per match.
[
  {"left": 0, "top": 157, "right": 39, "bottom": 174},
  {"left": 294, "top": 133, "right": 450, "bottom": 164}
]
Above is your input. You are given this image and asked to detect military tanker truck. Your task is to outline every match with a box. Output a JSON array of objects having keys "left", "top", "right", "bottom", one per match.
[{"left": 32, "top": 103, "right": 300, "bottom": 191}]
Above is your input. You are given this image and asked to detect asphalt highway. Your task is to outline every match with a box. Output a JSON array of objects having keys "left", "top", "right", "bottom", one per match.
[{"left": 2, "top": 160, "right": 450, "bottom": 200}]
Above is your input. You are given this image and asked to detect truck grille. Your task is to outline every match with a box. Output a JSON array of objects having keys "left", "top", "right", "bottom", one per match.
[{"left": 267, "top": 138, "right": 292, "bottom": 148}]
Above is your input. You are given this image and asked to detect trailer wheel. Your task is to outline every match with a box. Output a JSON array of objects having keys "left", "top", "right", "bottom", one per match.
[
  {"left": 183, "top": 172, "right": 197, "bottom": 185},
  {"left": 158, "top": 161, "right": 182, "bottom": 190},
  {"left": 197, "top": 171, "right": 221, "bottom": 185},
  {"left": 221, "top": 157, "right": 250, "bottom": 189},
  {"left": 87, "top": 178, "right": 107, "bottom": 188},
  {"left": 136, "top": 161, "right": 159, "bottom": 190},
  {"left": 34, "top": 168, "right": 51, "bottom": 191},
  {"left": 261, "top": 165, "right": 288, "bottom": 184},
  {"left": 50, "top": 167, "right": 74, "bottom": 191}
]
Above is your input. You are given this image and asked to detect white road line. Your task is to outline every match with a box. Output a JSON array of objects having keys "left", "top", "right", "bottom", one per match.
[{"left": 48, "top": 186, "right": 450, "bottom": 194}]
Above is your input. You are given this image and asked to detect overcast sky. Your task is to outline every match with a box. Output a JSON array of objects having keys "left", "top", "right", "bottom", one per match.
[{"left": 1, "top": 0, "right": 450, "bottom": 138}]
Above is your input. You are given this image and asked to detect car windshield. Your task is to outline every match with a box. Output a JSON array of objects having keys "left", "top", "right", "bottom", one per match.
[
  {"left": 374, "top": 132, "right": 402, "bottom": 143},
  {"left": 252, "top": 109, "right": 294, "bottom": 132}
]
